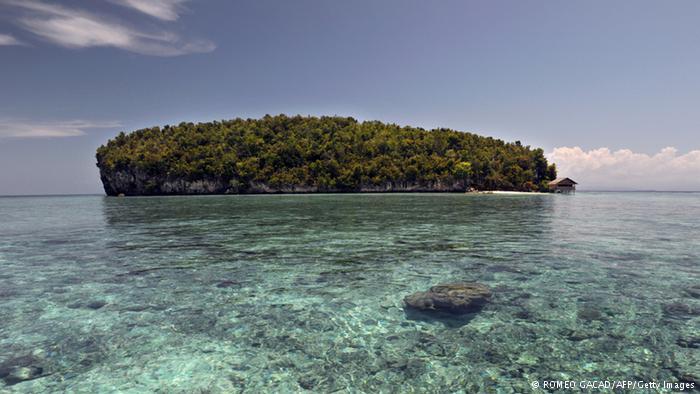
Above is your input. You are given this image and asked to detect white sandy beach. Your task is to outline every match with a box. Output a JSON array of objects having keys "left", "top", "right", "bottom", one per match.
[{"left": 468, "top": 190, "right": 550, "bottom": 195}]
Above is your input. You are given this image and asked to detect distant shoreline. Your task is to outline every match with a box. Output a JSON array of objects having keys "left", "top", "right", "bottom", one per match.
[{"left": 2, "top": 190, "right": 700, "bottom": 198}]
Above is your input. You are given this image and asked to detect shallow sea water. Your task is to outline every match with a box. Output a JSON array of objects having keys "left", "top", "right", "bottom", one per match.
[{"left": 0, "top": 193, "right": 698, "bottom": 393}]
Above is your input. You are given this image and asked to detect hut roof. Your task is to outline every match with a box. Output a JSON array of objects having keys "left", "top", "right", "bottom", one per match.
[{"left": 548, "top": 177, "right": 578, "bottom": 186}]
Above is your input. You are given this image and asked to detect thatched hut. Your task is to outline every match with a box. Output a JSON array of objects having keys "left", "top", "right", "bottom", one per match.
[{"left": 548, "top": 178, "right": 578, "bottom": 193}]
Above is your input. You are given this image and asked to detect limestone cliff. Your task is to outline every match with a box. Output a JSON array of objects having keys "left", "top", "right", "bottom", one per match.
[{"left": 96, "top": 166, "right": 466, "bottom": 196}]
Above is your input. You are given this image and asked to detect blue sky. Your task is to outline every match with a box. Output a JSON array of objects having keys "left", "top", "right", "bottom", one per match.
[{"left": 1, "top": 0, "right": 699, "bottom": 194}]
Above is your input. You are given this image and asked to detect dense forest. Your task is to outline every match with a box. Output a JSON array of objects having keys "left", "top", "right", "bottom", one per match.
[{"left": 96, "top": 115, "right": 557, "bottom": 195}]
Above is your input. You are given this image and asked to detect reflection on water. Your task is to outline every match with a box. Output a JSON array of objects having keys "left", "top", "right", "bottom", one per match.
[{"left": 0, "top": 193, "right": 698, "bottom": 392}]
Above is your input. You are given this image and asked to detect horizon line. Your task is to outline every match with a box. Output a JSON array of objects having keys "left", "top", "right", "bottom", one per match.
[{"left": 2, "top": 190, "right": 700, "bottom": 198}]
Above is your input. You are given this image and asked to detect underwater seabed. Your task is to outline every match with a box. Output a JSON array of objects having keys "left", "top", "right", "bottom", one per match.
[{"left": 0, "top": 193, "right": 698, "bottom": 392}]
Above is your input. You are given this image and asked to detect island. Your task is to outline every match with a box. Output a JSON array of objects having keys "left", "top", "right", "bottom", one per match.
[{"left": 96, "top": 115, "right": 557, "bottom": 196}]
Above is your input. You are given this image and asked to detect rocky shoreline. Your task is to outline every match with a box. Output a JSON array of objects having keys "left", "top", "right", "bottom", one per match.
[{"left": 98, "top": 169, "right": 468, "bottom": 196}]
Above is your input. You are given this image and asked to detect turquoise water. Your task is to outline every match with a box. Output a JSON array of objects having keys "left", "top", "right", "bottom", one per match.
[{"left": 0, "top": 193, "right": 698, "bottom": 392}]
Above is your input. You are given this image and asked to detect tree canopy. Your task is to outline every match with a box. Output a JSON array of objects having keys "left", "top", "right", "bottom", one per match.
[{"left": 96, "top": 114, "right": 556, "bottom": 194}]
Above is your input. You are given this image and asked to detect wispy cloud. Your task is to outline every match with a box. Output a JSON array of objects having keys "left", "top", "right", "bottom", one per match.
[
  {"left": 111, "top": 0, "right": 187, "bottom": 21},
  {"left": 1, "top": 0, "right": 214, "bottom": 56},
  {"left": 548, "top": 146, "right": 700, "bottom": 191},
  {"left": 0, "top": 120, "right": 121, "bottom": 139},
  {"left": 0, "top": 33, "right": 22, "bottom": 46}
]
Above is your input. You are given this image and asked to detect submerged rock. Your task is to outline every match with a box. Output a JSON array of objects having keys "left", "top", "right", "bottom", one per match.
[
  {"left": 677, "top": 334, "right": 700, "bottom": 349},
  {"left": 86, "top": 300, "right": 107, "bottom": 310},
  {"left": 577, "top": 307, "right": 603, "bottom": 321},
  {"left": 0, "top": 356, "right": 44, "bottom": 385},
  {"left": 215, "top": 280, "right": 238, "bottom": 288},
  {"left": 67, "top": 300, "right": 107, "bottom": 310},
  {"left": 513, "top": 309, "right": 532, "bottom": 320},
  {"left": 4, "top": 366, "right": 43, "bottom": 385},
  {"left": 298, "top": 375, "right": 318, "bottom": 390},
  {"left": 564, "top": 328, "right": 599, "bottom": 342},
  {"left": 663, "top": 302, "right": 699, "bottom": 320},
  {"left": 404, "top": 282, "right": 491, "bottom": 314},
  {"left": 685, "top": 285, "right": 700, "bottom": 299}
]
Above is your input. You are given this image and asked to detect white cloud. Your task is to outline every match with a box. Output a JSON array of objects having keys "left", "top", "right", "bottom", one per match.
[
  {"left": 2, "top": 0, "right": 214, "bottom": 56},
  {"left": 548, "top": 146, "right": 700, "bottom": 191},
  {"left": 0, "top": 120, "right": 120, "bottom": 139},
  {"left": 111, "top": 0, "right": 188, "bottom": 21},
  {"left": 0, "top": 33, "right": 22, "bottom": 45}
]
